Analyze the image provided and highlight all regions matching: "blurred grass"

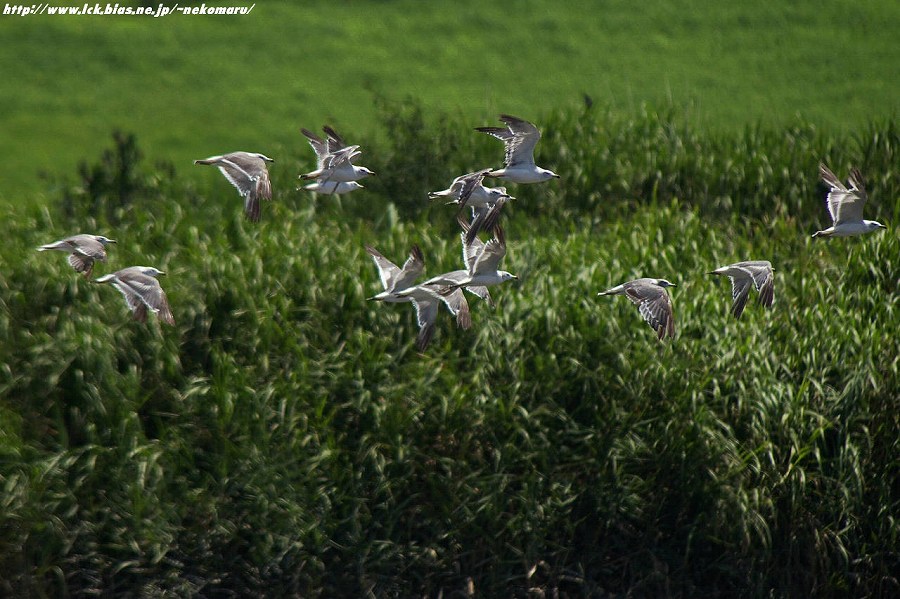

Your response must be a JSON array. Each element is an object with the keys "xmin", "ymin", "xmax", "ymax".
[
  {"xmin": 0, "ymin": 104, "xmax": 898, "ymax": 596},
  {"xmin": 1, "ymin": 0, "xmax": 898, "ymax": 199}
]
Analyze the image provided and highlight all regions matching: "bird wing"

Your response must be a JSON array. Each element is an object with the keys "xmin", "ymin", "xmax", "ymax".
[
  {"xmin": 118, "ymin": 272, "xmax": 174, "ymax": 325},
  {"xmin": 466, "ymin": 197, "xmax": 508, "ymax": 245},
  {"xmin": 755, "ymin": 267, "xmax": 775, "ymax": 309},
  {"xmin": 365, "ymin": 246, "xmax": 400, "ymax": 291},
  {"xmin": 108, "ymin": 278, "xmax": 146, "ymax": 320},
  {"xmin": 728, "ymin": 274, "xmax": 753, "ymax": 319},
  {"xmin": 458, "ymin": 217, "xmax": 485, "ymax": 271},
  {"xmin": 391, "ymin": 245, "xmax": 426, "ymax": 292},
  {"xmin": 497, "ymin": 114, "xmax": 540, "ymax": 167},
  {"xmin": 67, "ymin": 253, "xmax": 94, "ymax": 274},
  {"xmin": 464, "ymin": 285, "xmax": 493, "ymax": 307},
  {"xmin": 409, "ymin": 294, "xmax": 439, "ymax": 351},
  {"xmin": 301, "ymin": 128, "xmax": 329, "ymax": 167},
  {"xmin": 625, "ymin": 283, "xmax": 674, "ymax": 339},
  {"xmin": 407, "ymin": 284, "xmax": 471, "ymax": 330},
  {"xmin": 471, "ymin": 226, "xmax": 507, "ymax": 274},
  {"xmin": 322, "ymin": 126, "xmax": 348, "ymax": 152},
  {"xmin": 71, "ymin": 236, "xmax": 107, "ymax": 261},
  {"xmin": 216, "ymin": 159, "xmax": 255, "ymax": 197},
  {"xmin": 324, "ymin": 145, "xmax": 361, "ymax": 170},
  {"xmin": 436, "ymin": 287, "xmax": 472, "ymax": 330},
  {"xmin": 454, "ymin": 168, "xmax": 493, "ymax": 212},
  {"xmin": 820, "ymin": 163, "xmax": 867, "ymax": 224}
]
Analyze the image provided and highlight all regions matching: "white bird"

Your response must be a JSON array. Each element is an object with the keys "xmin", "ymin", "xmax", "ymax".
[
  {"xmin": 299, "ymin": 126, "xmax": 374, "ymax": 183},
  {"xmin": 429, "ymin": 167, "xmax": 513, "ymax": 208},
  {"xmin": 812, "ymin": 163, "xmax": 886, "ymax": 238},
  {"xmin": 366, "ymin": 245, "xmax": 471, "ymax": 350},
  {"xmin": 412, "ymin": 219, "xmax": 517, "ymax": 302},
  {"xmin": 95, "ymin": 266, "xmax": 174, "ymax": 326},
  {"xmin": 475, "ymin": 114, "xmax": 559, "ymax": 183},
  {"xmin": 194, "ymin": 151, "xmax": 274, "ymax": 222},
  {"xmin": 37, "ymin": 234, "xmax": 116, "ymax": 277},
  {"xmin": 708, "ymin": 261, "xmax": 775, "ymax": 319},
  {"xmin": 598, "ymin": 278, "xmax": 676, "ymax": 340},
  {"xmin": 301, "ymin": 180, "xmax": 364, "ymax": 195},
  {"xmin": 366, "ymin": 244, "xmax": 427, "ymax": 302},
  {"xmin": 430, "ymin": 168, "xmax": 513, "ymax": 241}
]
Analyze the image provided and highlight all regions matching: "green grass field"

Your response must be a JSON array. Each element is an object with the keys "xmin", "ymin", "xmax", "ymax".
[
  {"xmin": 1, "ymin": 0, "xmax": 899, "ymax": 596},
  {"xmin": 1, "ymin": 0, "xmax": 898, "ymax": 200}
]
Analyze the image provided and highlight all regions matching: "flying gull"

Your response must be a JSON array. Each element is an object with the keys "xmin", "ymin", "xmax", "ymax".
[
  {"xmin": 812, "ymin": 163, "xmax": 886, "ymax": 238},
  {"xmin": 708, "ymin": 261, "xmax": 775, "ymax": 319},
  {"xmin": 597, "ymin": 278, "xmax": 676, "ymax": 340},
  {"xmin": 430, "ymin": 168, "xmax": 514, "ymax": 241},
  {"xmin": 429, "ymin": 167, "xmax": 514, "ymax": 211},
  {"xmin": 299, "ymin": 126, "xmax": 374, "ymax": 183},
  {"xmin": 366, "ymin": 245, "xmax": 471, "ymax": 350},
  {"xmin": 475, "ymin": 114, "xmax": 559, "ymax": 184},
  {"xmin": 95, "ymin": 266, "xmax": 175, "ymax": 326},
  {"xmin": 412, "ymin": 218, "xmax": 517, "ymax": 302},
  {"xmin": 37, "ymin": 234, "xmax": 116, "ymax": 277},
  {"xmin": 194, "ymin": 151, "xmax": 274, "ymax": 222}
]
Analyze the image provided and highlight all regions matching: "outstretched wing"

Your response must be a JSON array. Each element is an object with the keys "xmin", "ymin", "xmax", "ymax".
[
  {"xmin": 819, "ymin": 163, "xmax": 866, "ymax": 225},
  {"xmin": 471, "ymin": 226, "xmax": 507, "ymax": 274},
  {"xmin": 497, "ymin": 114, "xmax": 541, "ymax": 167},
  {"xmin": 365, "ymin": 246, "xmax": 401, "ymax": 291},
  {"xmin": 728, "ymin": 273, "xmax": 753, "ymax": 319},
  {"xmin": 409, "ymin": 294, "xmax": 439, "ymax": 351},
  {"xmin": 624, "ymin": 283, "xmax": 675, "ymax": 339},
  {"xmin": 391, "ymin": 245, "xmax": 425, "ymax": 292}
]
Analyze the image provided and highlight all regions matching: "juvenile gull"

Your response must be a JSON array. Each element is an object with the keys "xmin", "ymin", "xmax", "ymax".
[
  {"xmin": 475, "ymin": 114, "xmax": 559, "ymax": 184},
  {"xmin": 95, "ymin": 266, "xmax": 174, "ymax": 326},
  {"xmin": 708, "ymin": 261, "xmax": 775, "ymax": 319},
  {"xmin": 194, "ymin": 151, "xmax": 274, "ymax": 222},
  {"xmin": 412, "ymin": 218, "xmax": 517, "ymax": 302},
  {"xmin": 597, "ymin": 278, "xmax": 676, "ymax": 340},
  {"xmin": 37, "ymin": 234, "xmax": 116, "ymax": 277},
  {"xmin": 812, "ymin": 163, "xmax": 886, "ymax": 238},
  {"xmin": 366, "ymin": 245, "xmax": 471, "ymax": 350},
  {"xmin": 299, "ymin": 126, "xmax": 374, "ymax": 183}
]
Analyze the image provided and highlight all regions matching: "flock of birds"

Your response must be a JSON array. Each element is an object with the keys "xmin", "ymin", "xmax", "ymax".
[{"xmin": 37, "ymin": 114, "xmax": 887, "ymax": 348}]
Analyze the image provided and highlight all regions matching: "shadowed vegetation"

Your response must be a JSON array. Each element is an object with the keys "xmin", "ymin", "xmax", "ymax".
[{"xmin": 0, "ymin": 104, "xmax": 898, "ymax": 597}]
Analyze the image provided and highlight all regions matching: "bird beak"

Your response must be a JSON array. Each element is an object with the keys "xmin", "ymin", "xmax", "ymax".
[
  {"xmin": 158, "ymin": 271, "xmax": 167, "ymax": 276},
  {"xmin": 109, "ymin": 239, "xmax": 117, "ymax": 244}
]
